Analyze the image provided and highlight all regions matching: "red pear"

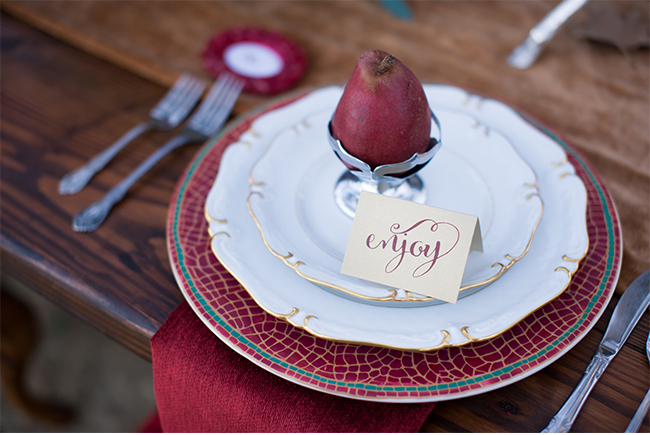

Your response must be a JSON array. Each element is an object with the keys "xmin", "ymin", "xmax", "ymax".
[{"xmin": 331, "ymin": 50, "xmax": 432, "ymax": 169}]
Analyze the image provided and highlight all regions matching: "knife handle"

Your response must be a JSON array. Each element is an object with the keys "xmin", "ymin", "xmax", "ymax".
[{"xmin": 541, "ymin": 351, "xmax": 612, "ymax": 433}]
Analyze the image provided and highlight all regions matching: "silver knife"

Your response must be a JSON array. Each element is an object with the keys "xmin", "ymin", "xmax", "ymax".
[
  {"xmin": 542, "ymin": 269, "xmax": 650, "ymax": 433},
  {"xmin": 508, "ymin": 0, "xmax": 589, "ymax": 69}
]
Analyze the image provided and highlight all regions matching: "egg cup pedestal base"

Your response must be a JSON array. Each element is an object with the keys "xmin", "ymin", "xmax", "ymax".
[{"xmin": 333, "ymin": 171, "xmax": 426, "ymax": 218}]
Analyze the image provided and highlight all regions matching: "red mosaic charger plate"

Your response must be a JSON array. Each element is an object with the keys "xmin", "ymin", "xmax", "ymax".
[{"xmin": 166, "ymin": 87, "xmax": 622, "ymax": 402}]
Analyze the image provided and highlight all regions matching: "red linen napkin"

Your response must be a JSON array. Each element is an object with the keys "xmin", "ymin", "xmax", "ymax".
[{"xmin": 149, "ymin": 301, "xmax": 435, "ymax": 433}]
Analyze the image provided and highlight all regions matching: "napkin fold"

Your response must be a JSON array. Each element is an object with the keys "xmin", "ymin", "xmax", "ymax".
[{"xmin": 150, "ymin": 301, "xmax": 436, "ymax": 432}]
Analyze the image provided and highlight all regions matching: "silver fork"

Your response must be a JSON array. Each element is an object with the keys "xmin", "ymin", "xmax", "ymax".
[
  {"xmin": 72, "ymin": 73, "xmax": 243, "ymax": 232},
  {"xmin": 59, "ymin": 73, "xmax": 207, "ymax": 195}
]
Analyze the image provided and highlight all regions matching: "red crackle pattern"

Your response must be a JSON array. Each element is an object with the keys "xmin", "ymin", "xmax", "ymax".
[{"xmin": 167, "ymin": 89, "xmax": 621, "ymax": 400}]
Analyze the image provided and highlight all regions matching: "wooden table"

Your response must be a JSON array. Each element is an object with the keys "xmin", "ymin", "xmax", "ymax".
[{"xmin": 1, "ymin": 2, "xmax": 648, "ymax": 432}]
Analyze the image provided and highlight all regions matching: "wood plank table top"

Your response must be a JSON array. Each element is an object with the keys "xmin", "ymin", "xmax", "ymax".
[{"xmin": 1, "ymin": 2, "xmax": 648, "ymax": 432}]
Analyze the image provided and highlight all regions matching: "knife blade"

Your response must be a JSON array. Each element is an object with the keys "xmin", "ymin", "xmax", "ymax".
[{"xmin": 542, "ymin": 269, "xmax": 650, "ymax": 433}]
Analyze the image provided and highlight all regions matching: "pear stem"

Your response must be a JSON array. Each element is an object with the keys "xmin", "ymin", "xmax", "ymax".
[{"xmin": 375, "ymin": 55, "xmax": 394, "ymax": 75}]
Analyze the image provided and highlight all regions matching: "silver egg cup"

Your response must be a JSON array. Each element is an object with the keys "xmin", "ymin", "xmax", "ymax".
[{"xmin": 327, "ymin": 110, "xmax": 442, "ymax": 217}]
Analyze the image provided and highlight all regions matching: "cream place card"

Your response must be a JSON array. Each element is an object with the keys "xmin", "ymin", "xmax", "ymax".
[{"xmin": 341, "ymin": 191, "xmax": 483, "ymax": 304}]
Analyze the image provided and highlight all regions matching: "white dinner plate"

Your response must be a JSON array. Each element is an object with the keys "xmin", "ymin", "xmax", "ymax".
[
  {"xmin": 205, "ymin": 85, "xmax": 589, "ymax": 350},
  {"xmin": 247, "ymin": 109, "xmax": 543, "ymax": 306}
]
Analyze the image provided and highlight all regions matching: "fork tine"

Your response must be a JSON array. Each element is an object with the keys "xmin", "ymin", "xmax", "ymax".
[
  {"xmin": 190, "ymin": 74, "xmax": 240, "ymax": 131},
  {"xmin": 150, "ymin": 73, "xmax": 194, "ymax": 115},
  {"xmin": 165, "ymin": 79, "xmax": 207, "ymax": 126},
  {"xmin": 153, "ymin": 75, "xmax": 198, "ymax": 117},
  {"xmin": 201, "ymin": 78, "xmax": 243, "ymax": 135},
  {"xmin": 189, "ymin": 73, "xmax": 232, "ymax": 123}
]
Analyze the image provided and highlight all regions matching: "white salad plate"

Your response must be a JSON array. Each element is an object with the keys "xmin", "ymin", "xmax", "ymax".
[
  {"xmin": 247, "ymin": 109, "xmax": 543, "ymax": 306},
  {"xmin": 206, "ymin": 85, "xmax": 589, "ymax": 350}
]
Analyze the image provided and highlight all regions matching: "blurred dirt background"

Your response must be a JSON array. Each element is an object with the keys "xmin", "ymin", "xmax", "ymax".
[{"xmin": 1, "ymin": 276, "xmax": 156, "ymax": 433}]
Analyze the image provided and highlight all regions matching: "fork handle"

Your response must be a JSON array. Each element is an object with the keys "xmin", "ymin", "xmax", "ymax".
[
  {"xmin": 59, "ymin": 121, "xmax": 152, "ymax": 195},
  {"xmin": 541, "ymin": 351, "xmax": 612, "ymax": 433},
  {"xmin": 72, "ymin": 134, "xmax": 191, "ymax": 232},
  {"xmin": 625, "ymin": 388, "xmax": 650, "ymax": 433}
]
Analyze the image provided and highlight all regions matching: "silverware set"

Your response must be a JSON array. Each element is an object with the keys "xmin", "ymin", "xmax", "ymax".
[
  {"xmin": 62, "ymin": 72, "xmax": 243, "ymax": 232},
  {"xmin": 542, "ymin": 270, "xmax": 650, "ymax": 433}
]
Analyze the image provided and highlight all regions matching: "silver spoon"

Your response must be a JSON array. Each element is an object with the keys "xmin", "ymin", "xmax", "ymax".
[{"xmin": 625, "ymin": 331, "xmax": 650, "ymax": 432}]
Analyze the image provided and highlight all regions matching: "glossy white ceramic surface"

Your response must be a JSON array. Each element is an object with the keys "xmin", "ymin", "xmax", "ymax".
[
  {"xmin": 206, "ymin": 85, "xmax": 589, "ymax": 350},
  {"xmin": 248, "ymin": 109, "xmax": 542, "ymax": 306}
]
